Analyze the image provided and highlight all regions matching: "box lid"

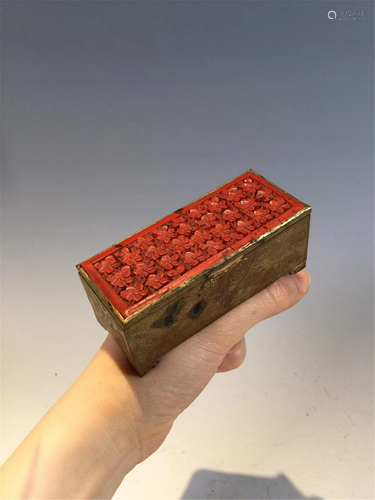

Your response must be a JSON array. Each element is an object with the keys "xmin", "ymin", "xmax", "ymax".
[{"xmin": 78, "ymin": 170, "xmax": 309, "ymax": 319}]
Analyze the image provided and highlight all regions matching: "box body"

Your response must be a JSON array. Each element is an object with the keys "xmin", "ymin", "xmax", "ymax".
[{"xmin": 77, "ymin": 170, "xmax": 311, "ymax": 376}]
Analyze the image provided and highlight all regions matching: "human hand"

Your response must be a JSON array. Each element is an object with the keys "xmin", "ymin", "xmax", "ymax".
[
  {"xmin": 103, "ymin": 269, "xmax": 311, "ymax": 463},
  {"xmin": 0, "ymin": 269, "xmax": 310, "ymax": 500}
]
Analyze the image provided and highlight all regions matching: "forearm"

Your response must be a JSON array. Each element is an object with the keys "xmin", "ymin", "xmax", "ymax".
[
  {"xmin": 0, "ymin": 336, "xmax": 145, "ymax": 499},
  {"xmin": 1, "ymin": 271, "xmax": 310, "ymax": 499}
]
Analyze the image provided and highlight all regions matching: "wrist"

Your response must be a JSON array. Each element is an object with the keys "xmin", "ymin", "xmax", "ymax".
[
  {"xmin": 96, "ymin": 335, "xmax": 173, "ymax": 463},
  {"xmin": 0, "ymin": 341, "xmax": 143, "ymax": 500}
]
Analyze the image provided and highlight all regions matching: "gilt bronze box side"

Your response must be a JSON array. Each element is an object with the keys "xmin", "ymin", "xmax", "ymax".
[{"xmin": 77, "ymin": 169, "xmax": 311, "ymax": 376}]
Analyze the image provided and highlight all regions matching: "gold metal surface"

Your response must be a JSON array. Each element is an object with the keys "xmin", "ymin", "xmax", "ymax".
[{"xmin": 78, "ymin": 210, "xmax": 311, "ymax": 376}]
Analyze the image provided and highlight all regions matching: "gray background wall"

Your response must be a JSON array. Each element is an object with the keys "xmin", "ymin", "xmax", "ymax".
[{"xmin": 2, "ymin": 2, "xmax": 373, "ymax": 499}]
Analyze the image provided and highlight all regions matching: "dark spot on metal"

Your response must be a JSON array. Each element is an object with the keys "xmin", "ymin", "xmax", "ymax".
[
  {"xmin": 151, "ymin": 299, "xmax": 186, "ymax": 328},
  {"xmin": 189, "ymin": 300, "xmax": 207, "ymax": 319},
  {"xmin": 164, "ymin": 314, "xmax": 174, "ymax": 327}
]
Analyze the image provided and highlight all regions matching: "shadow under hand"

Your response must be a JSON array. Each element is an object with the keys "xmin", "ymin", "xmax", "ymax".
[{"xmin": 181, "ymin": 470, "xmax": 322, "ymax": 500}]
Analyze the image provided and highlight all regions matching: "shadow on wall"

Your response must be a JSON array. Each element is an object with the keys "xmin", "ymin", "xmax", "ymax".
[{"xmin": 180, "ymin": 470, "xmax": 322, "ymax": 500}]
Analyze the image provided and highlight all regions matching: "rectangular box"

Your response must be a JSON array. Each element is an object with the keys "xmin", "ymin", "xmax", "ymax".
[{"xmin": 77, "ymin": 170, "xmax": 311, "ymax": 376}]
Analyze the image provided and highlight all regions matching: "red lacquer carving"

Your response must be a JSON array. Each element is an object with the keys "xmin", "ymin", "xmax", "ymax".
[{"xmin": 81, "ymin": 171, "xmax": 304, "ymax": 316}]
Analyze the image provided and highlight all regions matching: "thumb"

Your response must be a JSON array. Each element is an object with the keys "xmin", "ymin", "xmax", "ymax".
[
  {"xmin": 189, "ymin": 269, "xmax": 311, "ymax": 358},
  {"xmin": 149, "ymin": 270, "xmax": 310, "ymax": 396}
]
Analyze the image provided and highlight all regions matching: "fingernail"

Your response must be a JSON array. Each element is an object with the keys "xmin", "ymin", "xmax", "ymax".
[{"xmin": 293, "ymin": 270, "xmax": 311, "ymax": 293}]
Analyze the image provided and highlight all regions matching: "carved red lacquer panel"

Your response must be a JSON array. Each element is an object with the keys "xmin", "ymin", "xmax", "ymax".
[{"xmin": 80, "ymin": 171, "xmax": 304, "ymax": 317}]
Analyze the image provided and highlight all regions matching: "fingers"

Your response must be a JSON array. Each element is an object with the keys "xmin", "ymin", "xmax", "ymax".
[
  {"xmin": 190, "ymin": 269, "xmax": 311, "ymax": 357},
  {"xmin": 153, "ymin": 270, "xmax": 310, "ymax": 381},
  {"xmin": 136, "ymin": 270, "xmax": 311, "ymax": 422},
  {"xmin": 216, "ymin": 337, "xmax": 247, "ymax": 373}
]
